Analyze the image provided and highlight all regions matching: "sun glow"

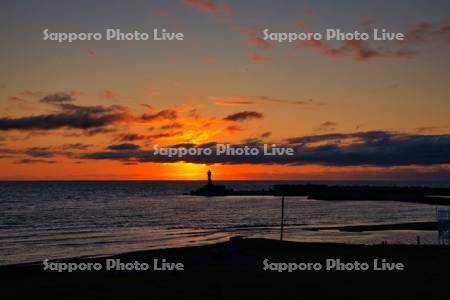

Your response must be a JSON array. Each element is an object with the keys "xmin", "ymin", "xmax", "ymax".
[{"xmin": 166, "ymin": 162, "xmax": 208, "ymax": 179}]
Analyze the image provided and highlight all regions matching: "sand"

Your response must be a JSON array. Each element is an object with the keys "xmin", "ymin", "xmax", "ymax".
[{"xmin": 2, "ymin": 237, "xmax": 450, "ymax": 299}]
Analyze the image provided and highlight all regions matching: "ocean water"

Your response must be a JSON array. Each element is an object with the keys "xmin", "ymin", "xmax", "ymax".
[{"xmin": 0, "ymin": 181, "xmax": 447, "ymax": 265}]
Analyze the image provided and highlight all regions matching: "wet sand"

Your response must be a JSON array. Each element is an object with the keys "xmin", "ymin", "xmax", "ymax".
[
  {"xmin": 305, "ymin": 221, "xmax": 438, "ymax": 232},
  {"xmin": 2, "ymin": 237, "xmax": 450, "ymax": 299}
]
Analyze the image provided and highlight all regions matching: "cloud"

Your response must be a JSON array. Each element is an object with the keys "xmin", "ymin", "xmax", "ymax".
[
  {"xmin": 211, "ymin": 95, "xmax": 255, "ymax": 106},
  {"xmin": 284, "ymin": 131, "xmax": 450, "ymax": 167},
  {"xmin": 115, "ymin": 130, "xmax": 184, "ymax": 142},
  {"xmin": 155, "ymin": 8, "xmax": 170, "ymax": 17},
  {"xmin": 79, "ymin": 131, "xmax": 450, "ymax": 167},
  {"xmin": 171, "ymin": 143, "xmax": 197, "ymax": 148},
  {"xmin": 24, "ymin": 147, "xmax": 53, "ymax": 158},
  {"xmin": 214, "ymin": 100, "xmax": 254, "ymax": 106},
  {"xmin": 260, "ymin": 131, "xmax": 271, "ymax": 138},
  {"xmin": 82, "ymin": 128, "xmax": 117, "ymax": 136},
  {"xmin": 225, "ymin": 125, "xmax": 243, "ymax": 133},
  {"xmin": 242, "ymin": 137, "xmax": 262, "ymax": 145},
  {"xmin": 14, "ymin": 158, "xmax": 56, "ymax": 164},
  {"xmin": 116, "ymin": 134, "xmax": 150, "ymax": 142},
  {"xmin": 223, "ymin": 111, "xmax": 263, "ymax": 122},
  {"xmin": 299, "ymin": 21, "xmax": 450, "ymax": 62},
  {"xmin": 416, "ymin": 125, "xmax": 450, "ymax": 133},
  {"xmin": 257, "ymin": 96, "xmax": 317, "ymax": 106},
  {"xmin": 141, "ymin": 104, "xmax": 155, "ymax": 110},
  {"xmin": 99, "ymin": 90, "xmax": 121, "ymax": 100},
  {"xmin": 142, "ymin": 109, "xmax": 178, "ymax": 122},
  {"xmin": 61, "ymin": 143, "xmax": 91, "ymax": 150},
  {"xmin": 285, "ymin": 130, "xmax": 391, "ymax": 145},
  {"xmin": 81, "ymin": 47, "xmax": 96, "ymax": 57},
  {"xmin": 212, "ymin": 95, "xmax": 320, "ymax": 106},
  {"xmin": 315, "ymin": 121, "xmax": 337, "ymax": 132},
  {"xmin": 0, "ymin": 143, "xmax": 93, "ymax": 161},
  {"xmin": 107, "ymin": 143, "xmax": 141, "ymax": 151},
  {"xmin": 98, "ymin": 90, "xmax": 134, "ymax": 102},
  {"xmin": 249, "ymin": 53, "xmax": 272, "ymax": 63},
  {"xmin": 241, "ymin": 29, "xmax": 272, "ymax": 49},
  {"xmin": 159, "ymin": 123, "xmax": 184, "ymax": 130},
  {"xmin": 182, "ymin": 0, "xmax": 231, "ymax": 15},
  {"xmin": 147, "ymin": 131, "xmax": 184, "ymax": 140},
  {"xmin": 183, "ymin": 0, "xmax": 217, "ymax": 12},
  {"xmin": 8, "ymin": 96, "xmax": 26, "ymax": 102},
  {"xmin": 40, "ymin": 92, "xmax": 77, "ymax": 104},
  {"xmin": 248, "ymin": 36, "xmax": 272, "ymax": 49},
  {"xmin": 0, "ymin": 103, "xmax": 127, "ymax": 131},
  {"xmin": 62, "ymin": 128, "xmax": 116, "ymax": 138},
  {"xmin": 300, "ymin": 39, "xmax": 414, "ymax": 62},
  {"xmin": 18, "ymin": 90, "xmax": 42, "ymax": 98},
  {"xmin": 405, "ymin": 22, "xmax": 450, "ymax": 46}
]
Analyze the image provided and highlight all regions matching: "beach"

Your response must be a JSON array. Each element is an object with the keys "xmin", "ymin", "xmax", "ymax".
[{"xmin": 3, "ymin": 237, "xmax": 450, "ymax": 299}]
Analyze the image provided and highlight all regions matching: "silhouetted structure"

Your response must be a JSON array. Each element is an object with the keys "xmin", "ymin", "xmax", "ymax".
[
  {"xmin": 280, "ymin": 196, "xmax": 285, "ymax": 241},
  {"xmin": 437, "ymin": 209, "xmax": 450, "ymax": 246},
  {"xmin": 189, "ymin": 170, "xmax": 232, "ymax": 196},
  {"xmin": 188, "ymin": 183, "xmax": 450, "ymax": 205},
  {"xmin": 207, "ymin": 169, "xmax": 212, "ymax": 186}
]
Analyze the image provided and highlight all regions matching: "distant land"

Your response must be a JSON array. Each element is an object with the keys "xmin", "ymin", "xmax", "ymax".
[{"xmin": 189, "ymin": 183, "xmax": 450, "ymax": 205}]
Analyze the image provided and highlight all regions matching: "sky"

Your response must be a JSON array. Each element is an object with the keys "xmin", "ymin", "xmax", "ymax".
[{"xmin": 0, "ymin": 0, "xmax": 450, "ymax": 180}]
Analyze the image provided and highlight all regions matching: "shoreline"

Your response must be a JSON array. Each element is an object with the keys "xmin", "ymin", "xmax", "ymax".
[
  {"xmin": 0, "ymin": 221, "xmax": 440, "ymax": 267},
  {"xmin": 1, "ymin": 236, "xmax": 447, "ymax": 269},
  {"xmin": 304, "ymin": 221, "xmax": 438, "ymax": 232}
]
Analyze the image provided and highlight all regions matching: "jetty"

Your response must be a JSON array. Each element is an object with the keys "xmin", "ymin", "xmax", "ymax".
[{"xmin": 189, "ymin": 171, "xmax": 450, "ymax": 205}]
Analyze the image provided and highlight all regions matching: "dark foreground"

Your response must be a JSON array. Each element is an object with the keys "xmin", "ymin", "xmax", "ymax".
[{"xmin": 2, "ymin": 237, "xmax": 450, "ymax": 300}]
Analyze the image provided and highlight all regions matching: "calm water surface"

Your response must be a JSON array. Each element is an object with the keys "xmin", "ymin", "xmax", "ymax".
[{"xmin": 0, "ymin": 181, "xmax": 447, "ymax": 265}]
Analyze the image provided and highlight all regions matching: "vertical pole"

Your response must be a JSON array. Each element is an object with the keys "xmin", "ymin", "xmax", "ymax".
[{"xmin": 280, "ymin": 196, "xmax": 285, "ymax": 241}]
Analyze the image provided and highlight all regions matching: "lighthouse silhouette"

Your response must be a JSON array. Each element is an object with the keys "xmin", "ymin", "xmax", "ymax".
[
  {"xmin": 189, "ymin": 169, "xmax": 230, "ymax": 196},
  {"xmin": 207, "ymin": 169, "xmax": 212, "ymax": 186}
]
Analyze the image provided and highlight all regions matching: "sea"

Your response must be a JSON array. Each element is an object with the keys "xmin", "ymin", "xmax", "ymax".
[{"xmin": 0, "ymin": 180, "xmax": 449, "ymax": 265}]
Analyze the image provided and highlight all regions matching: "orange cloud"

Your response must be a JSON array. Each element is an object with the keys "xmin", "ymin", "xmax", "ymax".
[
  {"xmin": 80, "ymin": 47, "xmax": 96, "ymax": 57},
  {"xmin": 241, "ymin": 29, "xmax": 272, "ymax": 49},
  {"xmin": 141, "ymin": 109, "xmax": 178, "ymax": 122},
  {"xmin": 300, "ymin": 39, "xmax": 414, "ymax": 61},
  {"xmin": 160, "ymin": 123, "xmax": 184, "ymax": 130},
  {"xmin": 140, "ymin": 104, "xmax": 155, "ymax": 111},
  {"xmin": 155, "ymin": 8, "xmax": 169, "ymax": 17},
  {"xmin": 315, "ymin": 121, "xmax": 337, "ymax": 132},
  {"xmin": 182, "ymin": 0, "xmax": 220, "ymax": 13},
  {"xmin": 225, "ymin": 125, "xmax": 244, "ymax": 133},
  {"xmin": 8, "ymin": 96, "xmax": 26, "ymax": 102},
  {"xmin": 214, "ymin": 100, "xmax": 254, "ymax": 106},
  {"xmin": 249, "ymin": 52, "xmax": 272, "ymax": 63},
  {"xmin": 18, "ymin": 90, "xmax": 42, "ymax": 97},
  {"xmin": 100, "ymin": 90, "xmax": 121, "ymax": 99},
  {"xmin": 211, "ymin": 95, "xmax": 319, "ymax": 106}
]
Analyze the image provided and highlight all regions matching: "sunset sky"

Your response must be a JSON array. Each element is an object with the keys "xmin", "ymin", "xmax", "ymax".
[{"xmin": 1, "ymin": 0, "xmax": 450, "ymax": 180}]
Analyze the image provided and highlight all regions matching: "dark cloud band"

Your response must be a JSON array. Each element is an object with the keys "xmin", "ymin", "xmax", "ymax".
[{"xmin": 79, "ymin": 131, "xmax": 450, "ymax": 167}]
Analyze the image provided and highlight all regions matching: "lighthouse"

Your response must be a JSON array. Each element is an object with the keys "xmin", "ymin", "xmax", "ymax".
[
  {"xmin": 207, "ymin": 169, "xmax": 212, "ymax": 186},
  {"xmin": 189, "ymin": 169, "xmax": 230, "ymax": 196}
]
